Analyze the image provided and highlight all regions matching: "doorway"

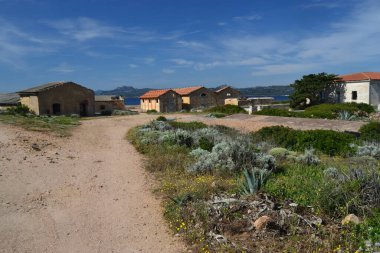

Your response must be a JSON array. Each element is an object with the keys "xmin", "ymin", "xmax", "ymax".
[
  {"xmin": 80, "ymin": 103, "xmax": 88, "ymax": 116},
  {"xmin": 52, "ymin": 103, "xmax": 61, "ymax": 115}
]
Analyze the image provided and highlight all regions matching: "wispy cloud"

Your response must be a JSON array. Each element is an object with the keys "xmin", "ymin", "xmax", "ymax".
[
  {"xmin": 171, "ymin": 0, "xmax": 380, "ymax": 77},
  {"xmin": 233, "ymin": 14, "xmax": 262, "ymax": 21},
  {"xmin": 129, "ymin": 64, "xmax": 137, "ymax": 68},
  {"xmin": 302, "ymin": 0, "xmax": 342, "ymax": 9},
  {"xmin": 49, "ymin": 63, "xmax": 75, "ymax": 73},
  {"xmin": 0, "ymin": 19, "xmax": 55, "ymax": 68},
  {"xmin": 162, "ymin": 68, "xmax": 175, "ymax": 74},
  {"xmin": 45, "ymin": 17, "xmax": 124, "ymax": 42}
]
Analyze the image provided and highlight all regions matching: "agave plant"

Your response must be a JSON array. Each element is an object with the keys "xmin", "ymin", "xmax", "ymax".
[
  {"xmin": 337, "ymin": 111, "xmax": 357, "ymax": 121},
  {"xmin": 240, "ymin": 168, "xmax": 271, "ymax": 195}
]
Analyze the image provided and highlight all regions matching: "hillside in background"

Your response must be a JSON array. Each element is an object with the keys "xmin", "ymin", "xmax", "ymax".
[{"xmin": 96, "ymin": 85, "xmax": 293, "ymax": 98}]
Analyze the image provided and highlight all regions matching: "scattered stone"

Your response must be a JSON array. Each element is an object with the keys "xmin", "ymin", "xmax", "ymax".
[
  {"xmin": 289, "ymin": 203, "xmax": 298, "ymax": 207},
  {"xmin": 253, "ymin": 215, "xmax": 271, "ymax": 230},
  {"xmin": 31, "ymin": 143, "xmax": 41, "ymax": 151},
  {"xmin": 342, "ymin": 214, "xmax": 360, "ymax": 225}
]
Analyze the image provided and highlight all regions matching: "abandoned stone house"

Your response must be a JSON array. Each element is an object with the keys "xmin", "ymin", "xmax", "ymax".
[
  {"xmin": 18, "ymin": 81, "xmax": 95, "ymax": 116},
  {"xmin": 214, "ymin": 86, "xmax": 241, "ymax": 106},
  {"xmin": 339, "ymin": 72, "xmax": 380, "ymax": 109},
  {"xmin": 140, "ymin": 89, "xmax": 182, "ymax": 112},
  {"xmin": 0, "ymin": 93, "xmax": 20, "ymax": 110},
  {"xmin": 95, "ymin": 95, "xmax": 125, "ymax": 114},
  {"xmin": 174, "ymin": 86, "xmax": 215, "ymax": 110}
]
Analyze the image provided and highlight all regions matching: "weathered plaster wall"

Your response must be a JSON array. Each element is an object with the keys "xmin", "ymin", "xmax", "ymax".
[
  {"xmin": 343, "ymin": 81, "xmax": 370, "ymax": 104},
  {"xmin": 20, "ymin": 95, "xmax": 39, "ymax": 114}
]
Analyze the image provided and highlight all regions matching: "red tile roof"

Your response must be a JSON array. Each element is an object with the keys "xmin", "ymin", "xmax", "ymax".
[
  {"xmin": 173, "ymin": 86, "xmax": 203, "ymax": 95},
  {"xmin": 340, "ymin": 72, "xmax": 380, "ymax": 82},
  {"xmin": 140, "ymin": 89, "xmax": 171, "ymax": 99}
]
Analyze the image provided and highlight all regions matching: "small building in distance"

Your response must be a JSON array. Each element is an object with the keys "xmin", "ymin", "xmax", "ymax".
[
  {"xmin": 0, "ymin": 93, "xmax": 20, "ymax": 110},
  {"xmin": 339, "ymin": 72, "xmax": 380, "ymax": 109},
  {"xmin": 140, "ymin": 89, "xmax": 182, "ymax": 112},
  {"xmin": 214, "ymin": 86, "xmax": 241, "ymax": 106},
  {"xmin": 18, "ymin": 81, "xmax": 95, "ymax": 116},
  {"xmin": 95, "ymin": 95, "xmax": 125, "ymax": 115},
  {"xmin": 174, "ymin": 86, "xmax": 215, "ymax": 110}
]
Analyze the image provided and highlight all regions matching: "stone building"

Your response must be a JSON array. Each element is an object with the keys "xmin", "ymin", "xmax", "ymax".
[
  {"xmin": 174, "ymin": 86, "xmax": 215, "ymax": 110},
  {"xmin": 214, "ymin": 86, "xmax": 241, "ymax": 106},
  {"xmin": 0, "ymin": 93, "xmax": 20, "ymax": 110},
  {"xmin": 18, "ymin": 81, "xmax": 95, "ymax": 116},
  {"xmin": 140, "ymin": 89, "xmax": 182, "ymax": 112},
  {"xmin": 339, "ymin": 72, "xmax": 380, "ymax": 109},
  {"xmin": 95, "ymin": 95, "xmax": 125, "ymax": 115}
]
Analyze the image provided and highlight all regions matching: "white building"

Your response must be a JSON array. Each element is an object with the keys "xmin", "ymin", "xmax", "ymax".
[{"xmin": 339, "ymin": 72, "xmax": 380, "ymax": 109}]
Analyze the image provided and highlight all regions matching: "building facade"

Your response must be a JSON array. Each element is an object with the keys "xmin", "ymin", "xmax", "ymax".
[
  {"xmin": 18, "ymin": 81, "xmax": 95, "ymax": 116},
  {"xmin": 339, "ymin": 72, "xmax": 380, "ymax": 109},
  {"xmin": 95, "ymin": 95, "xmax": 125, "ymax": 115},
  {"xmin": 140, "ymin": 89, "xmax": 182, "ymax": 112},
  {"xmin": 214, "ymin": 86, "xmax": 241, "ymax": 106},
  {"xmin": 174, "ymin": 86, "xmax": 215, "ymax": 110}
]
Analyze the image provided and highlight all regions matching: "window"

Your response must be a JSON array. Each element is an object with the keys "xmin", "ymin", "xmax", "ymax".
[
  {"xmin": 100, "ymin": 105, "xmax": 106, "ymax": 110},
  {"xmin": 156, "ymin": 99, "xmax": 159, "ymax": 103},
  {"xmin": 226, "ymin": 93, "xmax": 231, "ymax": 97},
  {"xmin": 52, "ymin": 103, "xmax": 61, "ymax": 115},
  {"xmin": 200, "ymin": 93, "xmax": 207, "ymax": 97},
  {"xmin": 352, "ymin": 91, "xmax": 358, "ymax": 100}
]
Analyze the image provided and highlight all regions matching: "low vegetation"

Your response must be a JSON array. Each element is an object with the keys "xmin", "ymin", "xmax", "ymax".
[
  {"xmin": 0, "ymin": 105, "xmax": 80, "ymax": 136},
  {"xmin": 128, "ymin": 117, "xmax": 380, "ymax": 252},
  {"xmin": 205, "ymin": 104, "xmax": 247, "ymax": 115},
  {"xmin": 255, "ymin": 102, "xmax": 374, "ymax": 120}
]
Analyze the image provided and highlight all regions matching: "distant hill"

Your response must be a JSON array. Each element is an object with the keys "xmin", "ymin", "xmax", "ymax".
[
  {"xmin": 96, "ymin": 85, "xmax": 293, "ymax": 98},
  {"xmin": 95, "ymin": 86, "xmax": 151, "ymax": 97}
]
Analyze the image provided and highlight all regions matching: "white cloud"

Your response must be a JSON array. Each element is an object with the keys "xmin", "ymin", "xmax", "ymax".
[
  {"xmin": 129, "ymin": 64, "xmax": 137, "ymax": 68},
  {"xmin": 45, "ymin": 17, "xmax": 124, "ymax": 42},
  {"xmin": 0, "ymin": 19, "xmax": 55, "ymax": 68},
  {"xmin": 162, "ymin": 68, "xmax": 175, "ymax": 74},
  {"xmin": 233, "ymin": 14, "xmax": 262, "ymax": 21},
  {"xmin": 49, "ymin": 63, "xmax": 75, "ymax": 73},
  {"xmin": 171, "ymin": 58, "xmax": 194, "ymax": 66}
]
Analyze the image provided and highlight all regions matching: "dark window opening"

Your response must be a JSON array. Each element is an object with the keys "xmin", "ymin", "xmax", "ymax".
[
  {"xmin": 336, "ymin": 91, "xmax": 341, "ymax": 103},
  {"xmin": 352, "ymin": 91, "xmax": 358, "ymax": 100},
  {"xmin": 52, "ymin": 103, "xmax": 61, "ymax": 115},
  {"xmin": 200, "ymin": 93, "xmax": 207, "ymax": 97},
  {"xmin": 156, "ymin": 99, "xmax": 159, "ymax": 103},
  {"xmin": 100, "ymin": 105, "xmax": 106, "ymax": 110}
]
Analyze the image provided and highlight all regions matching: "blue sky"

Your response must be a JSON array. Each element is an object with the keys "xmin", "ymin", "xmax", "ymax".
[{"xmin": 0, "ymin": 0, "xmax": 379, "ymax": 92}]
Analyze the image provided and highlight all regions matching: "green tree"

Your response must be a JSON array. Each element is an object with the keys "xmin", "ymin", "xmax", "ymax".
[{"xmin": 289, "ymin": 73, "xmax": 343, "ymax": 109}]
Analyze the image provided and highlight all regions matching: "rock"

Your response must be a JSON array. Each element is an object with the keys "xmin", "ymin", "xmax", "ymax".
[
  {"xmin": 31, "ymin": 143, "xmax": 41, "ymax": 151},
  {"xmin": 342, "ymin": 214, "xmax": 360, "ymax": 225},
  {"xmin": 289, "ymin": 203, "xmax": 298, "ymax": 207},
  {"xmin": 253, "ymin": 215, "xmax": 271, "ymax": 230}
]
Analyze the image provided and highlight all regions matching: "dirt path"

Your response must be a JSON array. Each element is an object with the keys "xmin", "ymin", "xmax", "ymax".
[{"xmin": 0, "ymin": 115, "xmax": 184, "ymax": 253}]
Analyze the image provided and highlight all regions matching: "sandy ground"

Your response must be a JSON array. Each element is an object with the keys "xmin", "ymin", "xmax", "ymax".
[
  {"xmin": 0, "ymin": 114, "xmax": 184, "ymax": 253},
  {"xmin": 0, "ymin": 113, "xmax": 365, "ymax": 253}
]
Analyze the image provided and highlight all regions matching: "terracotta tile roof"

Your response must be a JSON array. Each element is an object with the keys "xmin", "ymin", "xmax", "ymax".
[
  {"xmin": 173, "ymin": 86, "xmax": 203, "ymax": 95},
  {"xmin": 140, "ymin": 89, "xmax": 172, "ymax": 99},
  {"xmin": 340, "ymin": 72, "xmax": 380, "ymax": 82}
]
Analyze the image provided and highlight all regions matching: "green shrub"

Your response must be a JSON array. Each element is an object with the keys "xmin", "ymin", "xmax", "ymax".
[
  {"xmin": 112, "ymin": 109, "xmax": 138, "ymax": 115},
  {"xmin": 240, "ymin": 168, "xmax": 271, "ymax": 195},
  {"xmin": 146, "ymin": 109, "xmax": 157, "ymax": 114},
  {"xmin": 6, "ymin": 104, "xmax": 32, "ymax": 116},
  {"xmin": 206, "ymin": 105, "xmax": 246, "ymax": 115},
  {"xmin": 253, "ymin": 126, "xmax": 356, "ymax": 156},
  {"xmin": 359, "ymin": 122, "xmax": 380, "ymax": 142},
  {"xmin": 268, "ymin": 147, "xmax": 290, "ymax": 159},
  {"xmin": 169, "ymin": 121, "xmax": 207, "ymax": 130},
  {"xmin": 199, "ymin": 137, "xmax": 213, "ymax": 151},
  {"xmin": 255, "ymin": 108, "xmax": 298, "ymax": 117},
  {"xmin": 304, "ymin": 103, "xmax": 373, "ymax": 119},
  {"xmin": 156, "ymin": 116, "xmax": 167, "ymax": 121}
]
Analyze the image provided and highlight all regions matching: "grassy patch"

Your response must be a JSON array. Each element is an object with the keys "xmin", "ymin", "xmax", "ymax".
[
  {"xmin": 253, "ymin": 126, "xmax": 356, "ymax": 156},
  {"xmin": 205, "ymin": 104, "xmax": 246, "ymax": 115},
  {"xmin": 255, "ymin": 102, "xmax": 373, "ymax": 120},
  {"xmin": 0, "ymin": 114, "xmax": 80, "ymax": 136}
]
